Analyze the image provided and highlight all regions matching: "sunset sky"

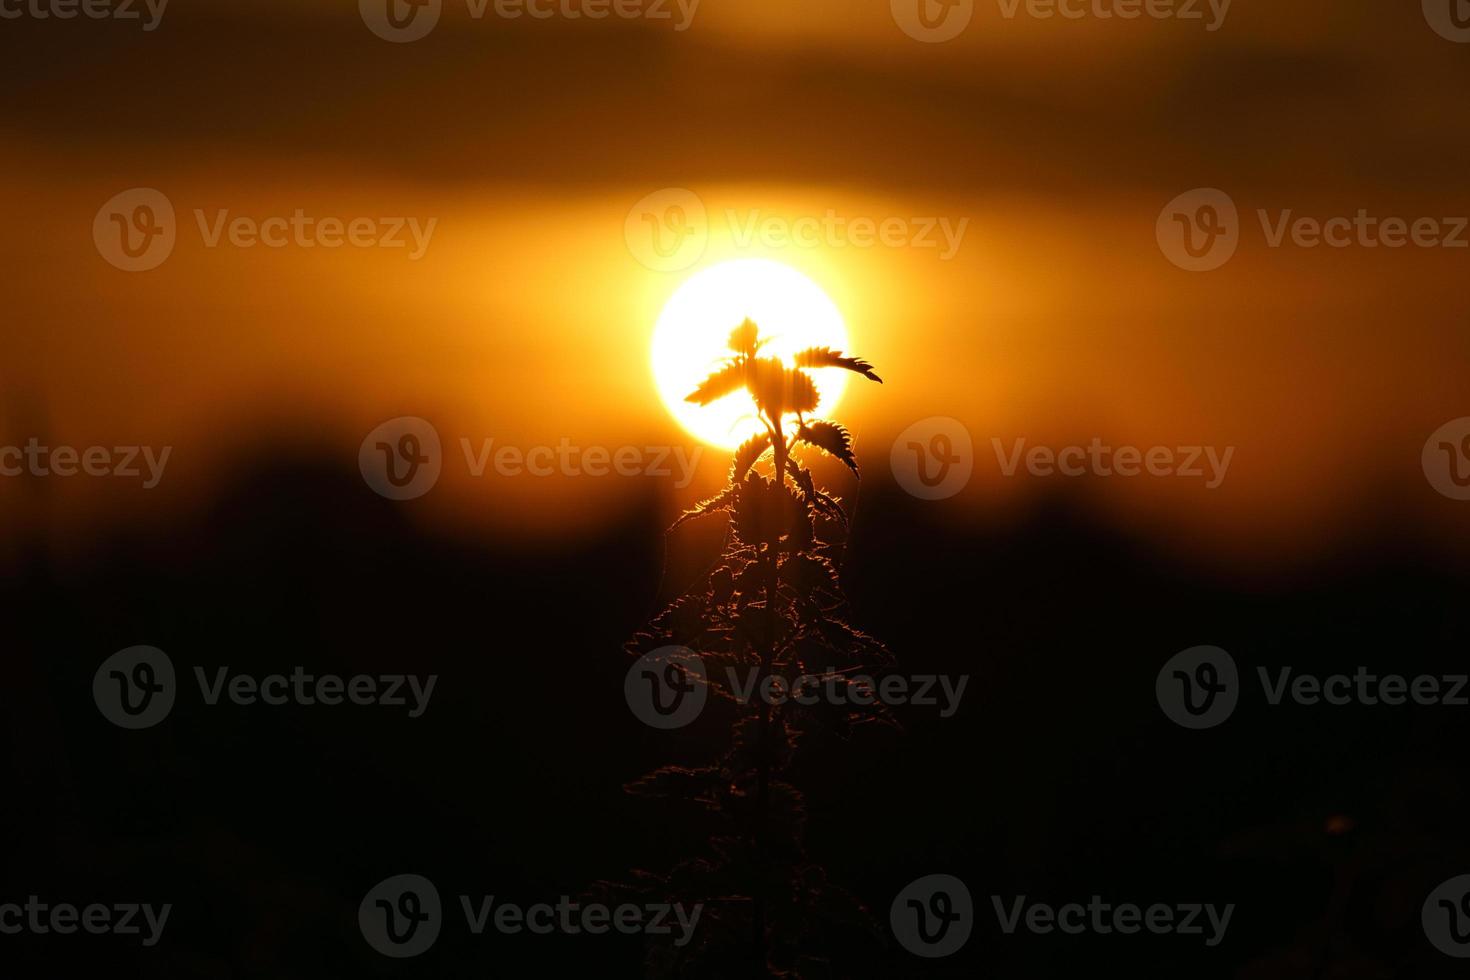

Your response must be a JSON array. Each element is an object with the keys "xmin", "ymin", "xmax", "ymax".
[{"xmin": 3, "ymin": 0, "xmax": 1467, "ymax": 562}]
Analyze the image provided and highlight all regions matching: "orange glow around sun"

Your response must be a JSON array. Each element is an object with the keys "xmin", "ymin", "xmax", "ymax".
[{"xmin": 651, "ymin": 259, "xmax": 851, "ymax": 449}]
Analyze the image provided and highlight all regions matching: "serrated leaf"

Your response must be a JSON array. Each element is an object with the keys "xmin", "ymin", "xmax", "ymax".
[
  {"xmin": 685, "ymin": 361, "xmax": 747, "ymax": 406},
  {"xmin": 787, "ymin": 368, "xmax": 818, "ymax": 414},
  {"xmin": 796, "ymin": 420, "xmax": 858, "ymax": 475},
  {"xmin": 815, "ymin": 617, "xmax": 893, "ymax": 665},
  {"xmin": 748, "ymin": 359, "xmax": 818, "ymax": 418},
  {"xmin": 669, "ymin": 488, "xmax": 734, "ymax": 532},
  {"xmin": 792, "ymin": 347, "xmax": 882, "ymax": 383},
  {"xmin": 625, "ymin": 766, "xmax": 723, "ymax": 804},
  {"xmin": 730, "ymin": 432, "xmax": 772, "ymax": 483},
  {"xmin": 779, "ymin": 554, "xmax": 840, "ymax": 596},
  {"xmin": 790, "ymin": 464, "xmax": 848, "ymax": 528}
]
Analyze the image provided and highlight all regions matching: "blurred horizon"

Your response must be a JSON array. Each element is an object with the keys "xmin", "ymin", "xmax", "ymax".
[{"xmin": 3, "ymin": 0, "xmax": 1468, "ymax": 564}]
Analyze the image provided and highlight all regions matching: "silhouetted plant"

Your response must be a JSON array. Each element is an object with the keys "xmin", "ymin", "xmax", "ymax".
[{"xmin": 608, "ymin": 320, "xmax": 892, "ymax": 978}]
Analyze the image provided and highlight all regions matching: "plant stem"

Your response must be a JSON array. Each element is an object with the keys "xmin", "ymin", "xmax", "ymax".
[{"xmin": 751, "ymin": 411, "xmax": 786, "ymax": 977}]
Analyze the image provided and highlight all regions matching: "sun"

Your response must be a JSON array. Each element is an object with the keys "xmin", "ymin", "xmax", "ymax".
[{"xmin": 652, "ymin": 259, "xmax": 851, "ymax": 449}]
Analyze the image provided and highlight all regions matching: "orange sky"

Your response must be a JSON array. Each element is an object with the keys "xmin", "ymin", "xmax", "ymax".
[{"xmin": 2, "ymin": 2, "xmax": 1467, "ymax": 564}]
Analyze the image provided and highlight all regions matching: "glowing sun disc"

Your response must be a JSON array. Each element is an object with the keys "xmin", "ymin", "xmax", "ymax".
[{"xmin": 652, "ymin": 259, "xmax": 850, "ymax": 450}]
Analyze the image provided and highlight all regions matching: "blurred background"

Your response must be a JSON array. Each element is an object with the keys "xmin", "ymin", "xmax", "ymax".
[{"xmin": 2, "ymin": 1, "xmax": 1468, "ymax": 976}]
